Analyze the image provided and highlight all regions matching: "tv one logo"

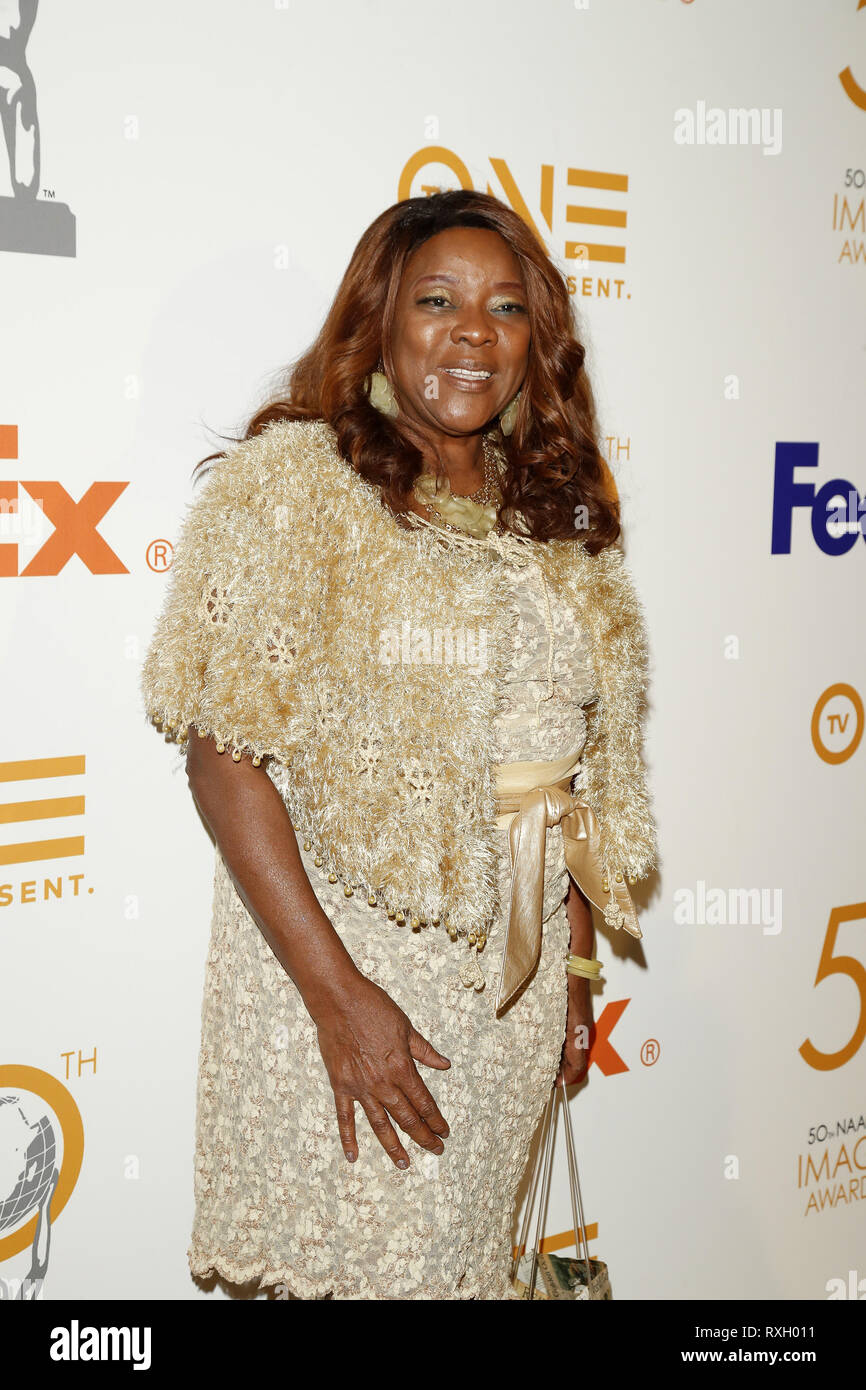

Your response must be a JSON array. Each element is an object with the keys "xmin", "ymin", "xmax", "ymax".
[
  {"xmin": 771, "ymin": 442, "xmax": 866, "ymax": 555},
  {"xmin": 398, "ymin": 147, "xmax": 629, "ymax": 274}
]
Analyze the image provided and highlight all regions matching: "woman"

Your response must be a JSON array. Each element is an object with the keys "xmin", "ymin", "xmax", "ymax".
[{"xmin": 141, "ymin": 189, "xmax": 657, "ymax": 1300}]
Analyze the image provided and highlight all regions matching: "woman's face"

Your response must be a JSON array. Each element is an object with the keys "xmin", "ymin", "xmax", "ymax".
[{"xmin": 388, "ymin": 225, "xmax": 531, "ymax": 440}]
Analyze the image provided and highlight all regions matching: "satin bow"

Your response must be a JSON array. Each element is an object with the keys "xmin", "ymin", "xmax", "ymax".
[{"xmin": 493, "ymin": 757, "xmax": 642, "ymax": 1014}]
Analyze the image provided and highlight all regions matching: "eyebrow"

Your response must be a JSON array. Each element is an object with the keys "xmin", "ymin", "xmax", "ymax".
[{"xmin": 412, "ymin": 274, "xmax": 525, "ymax": 292}]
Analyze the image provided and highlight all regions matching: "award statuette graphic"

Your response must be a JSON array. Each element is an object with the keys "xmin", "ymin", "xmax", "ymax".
[
  {"xmin": 0, "ymin": 0, "xmax": 76, "ymax": 257},
  {"xmin": 0, "ymin": 1067, "xmax": 84, "ymax": 1299}
]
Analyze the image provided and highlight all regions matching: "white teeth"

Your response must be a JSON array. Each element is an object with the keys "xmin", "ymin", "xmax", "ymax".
[{"xmin": 444, "ymin": 368, "xmax": 492, "ymax": 380}]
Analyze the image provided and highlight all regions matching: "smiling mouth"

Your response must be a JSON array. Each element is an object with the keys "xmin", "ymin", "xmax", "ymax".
[{"xmin": 440, "ymin": 367, "xmax": 494, "ymax": 381}]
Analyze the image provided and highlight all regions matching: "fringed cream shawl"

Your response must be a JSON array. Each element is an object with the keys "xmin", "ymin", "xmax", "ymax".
[{"xmin": 140, "ymin": 418, "xmax": 657, "ymax": 936}]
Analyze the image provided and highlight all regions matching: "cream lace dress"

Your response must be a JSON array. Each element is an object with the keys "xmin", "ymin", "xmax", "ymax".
[{"xmin": 188, "ymin": 553, "xmax": 599, "ymax": 1300}]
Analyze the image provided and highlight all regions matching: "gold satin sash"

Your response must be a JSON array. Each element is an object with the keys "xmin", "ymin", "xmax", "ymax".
[{"xmin": 493, "ymin": 753, "xmax": 642, "ymax": 1015}]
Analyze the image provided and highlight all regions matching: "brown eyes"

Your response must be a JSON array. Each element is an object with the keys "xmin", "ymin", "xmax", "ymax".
[{"xmin": 417, "ymin": 294, "xmax": 527, "ymax": 314}]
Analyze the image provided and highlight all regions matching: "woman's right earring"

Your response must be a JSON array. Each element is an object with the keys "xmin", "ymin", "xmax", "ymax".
[{"xmin": 366, "ymin": 370, "xmax": 399, "ymax": 419}]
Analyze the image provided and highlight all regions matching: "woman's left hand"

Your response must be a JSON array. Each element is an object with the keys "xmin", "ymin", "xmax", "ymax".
[{"xmin": 555, "ymin": 973, "xmax": 594, "ymax": 1088}]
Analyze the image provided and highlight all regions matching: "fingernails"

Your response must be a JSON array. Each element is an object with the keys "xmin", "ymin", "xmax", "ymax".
[
  {"xmin": 345, "ymin": 1151, "xmax": 357, "ymax": 1162},
  {"xmin": 397, "ymin": 1158, "xmax": 409, "ymax": 1169}
]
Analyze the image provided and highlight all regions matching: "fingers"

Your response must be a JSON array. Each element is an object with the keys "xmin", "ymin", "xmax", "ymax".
[
  {"xmin": 361, "ymin": 1086, "xmax": 446, "ymax": 1167},
  {"xmin": 329, "ymin": 1023, "xmax": 452, "ymax": 1167},
  {"xmin": 400, "ymin": 1066, "xmax": 450, "ymax": 1139},
  {"xmin": 342, "ymin": 1081, "xmax": 448, "ymax": 1169},
  {"xmin": 381, "ymin": 1086, "xmax": 446, "ymax": 1155},
  {"xmin": 408, "ymin": 1026, "xmax": 451, "ymax": 1070},
  {"xmin": 334, "ymin": 1094, "xmax": 358, "ymax": 1163},
  {"xmin": 359, "ymin": 1098, "xmax": 410, "ymax": 1169}
]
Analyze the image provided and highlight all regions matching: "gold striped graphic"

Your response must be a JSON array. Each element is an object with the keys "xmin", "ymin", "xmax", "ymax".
[
  {"xmin": 0, "ymin": 755, "xmax": 85, "ymax": 865},
  {"xmin": 566, "ymin": 242, "xmax": 626, "ymax": 264},
  {"xmin": 0, "ymin": 837, "xmax": 85, "ymax": 866},
  {"xmin": 0, "ymin": 797, "xmax": 85, "ymax": 823},
  {"xmin": 0, "ymin": 755, "xmax": 86, "ymax": 782},
  {"xmin": 566, "ymin": 168, "xmax": 628, "ymax": 264},
  {"xmin": 567, "ymin": 205, "xmax": 627, "ymax": 227},
  {"xmin": 568, "ymin": 169, "xmax": 629, "ymax": 192}
]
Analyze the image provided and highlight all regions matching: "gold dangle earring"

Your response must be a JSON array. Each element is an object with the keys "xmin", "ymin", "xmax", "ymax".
[
  {"xmin": 365, "ymin": 357, "xmax": 399, "ymax": 419},
  {"xmin": 499, "ymin": 389, "xmax": 522, "ymax": 436}
]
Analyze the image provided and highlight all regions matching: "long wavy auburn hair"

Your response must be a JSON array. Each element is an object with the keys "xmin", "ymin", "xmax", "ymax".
[{"xmin": 197, "ymin": 190, "xmax": 620, "ymax": 552}]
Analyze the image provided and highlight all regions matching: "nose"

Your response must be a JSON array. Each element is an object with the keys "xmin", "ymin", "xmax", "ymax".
[{"xmin": 450, "ymin": 302, "xmax": 496, "ymax": 347}]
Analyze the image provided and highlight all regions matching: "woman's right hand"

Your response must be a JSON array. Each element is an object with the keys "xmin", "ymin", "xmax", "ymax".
[
  {"xmin": 182, "ymin": 736, "xmax": 450, "ymax": 1169},
  {"xmin": 310, "ymin": 971, "xmax": 451, "ymax": 1169}
]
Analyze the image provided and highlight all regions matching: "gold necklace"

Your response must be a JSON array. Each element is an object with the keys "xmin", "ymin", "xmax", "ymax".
[
  {"xmin": 460, "ymin": 440, "xmax": 499, "ymax": 504},
  {"xmin": 412, "ymin": 435, "xmax": 504, "ymax": 538}
]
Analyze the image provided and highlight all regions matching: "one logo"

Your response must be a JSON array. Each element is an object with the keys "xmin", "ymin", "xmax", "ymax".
[
  {"xmin": 770, "ymin": 442, "xmax": 865, "ymax": 555},
  {"xmin": 0, "ymin": 1065, "xmax": 84, "ymax": 1298},
  {"xmin": 0, "ymin": 0, "xmax": 76, "ymax": 256},
  {"xmin": 839, "ymin": 0, "xmax": 866, "ymax": 111},
  {"xmin": 0, "ymin": 425, "xmax": 128, "ymax": 575},
  {"xmin": 398, "ymin": 149, "xmax": 629, "ymax": 290}
]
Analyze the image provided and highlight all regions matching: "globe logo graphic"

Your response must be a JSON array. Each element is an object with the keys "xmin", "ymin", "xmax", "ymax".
[
  {"xmin": 0, "ymin": 1093, "xmax": 59, "ymax": 1236},
  {"xmin": 0, "ymin": 1066, "xmax": 83, "ymax": 1298}
]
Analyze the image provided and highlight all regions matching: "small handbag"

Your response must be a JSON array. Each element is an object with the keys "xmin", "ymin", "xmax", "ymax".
[{"xmin": 511, "ymin": 1083, "xmax": 613, "ymax": 1301}]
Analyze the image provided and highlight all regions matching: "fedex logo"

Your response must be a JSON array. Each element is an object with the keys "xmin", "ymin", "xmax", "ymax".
[
  {"xmin": 0, "ymin": 426, "xmax": 128, "ymax": 575},
  {"xmin": 586, "ymin": 999, "xmax": 630, "ymax": 1076},
  {"xmin": 771, "ymin": 442, "xmax": 866, "ymax": 555}
]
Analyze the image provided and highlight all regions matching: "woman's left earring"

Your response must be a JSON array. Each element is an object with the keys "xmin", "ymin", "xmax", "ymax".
[
  {"xmin": 366, "ymin": 370, "xmax": 399, "ymax": 419},
  {"xmin": 499, "ymin": 389, "xmax": 522, "ymax": 436}
]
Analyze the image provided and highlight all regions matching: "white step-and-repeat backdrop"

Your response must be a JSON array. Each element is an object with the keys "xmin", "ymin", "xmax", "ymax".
[{"xmin": 2, "ymin": 0, "xmax": 864, "ymax": 1301}]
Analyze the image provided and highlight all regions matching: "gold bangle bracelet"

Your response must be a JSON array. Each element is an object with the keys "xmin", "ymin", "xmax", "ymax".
[{"xmin": 566, "ymin": 953, "xmax": 603, "ymax": 980}]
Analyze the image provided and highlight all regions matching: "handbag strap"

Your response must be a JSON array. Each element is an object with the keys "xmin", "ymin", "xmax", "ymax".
[
  {"xmin": 513, "ymin": 1083, "xmax": 599, "ymax": 1301},
  {"xmin": 527, "ymin": 1086, "xmax": 558, "ymax": 1300},
  {"xmin": 558, "ymin": 1083, "xmax": 597, "ymax": 1298},
  {"xmin": 511, "ymin": 1084, "xmax": 554, "ymax": 1295}
]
